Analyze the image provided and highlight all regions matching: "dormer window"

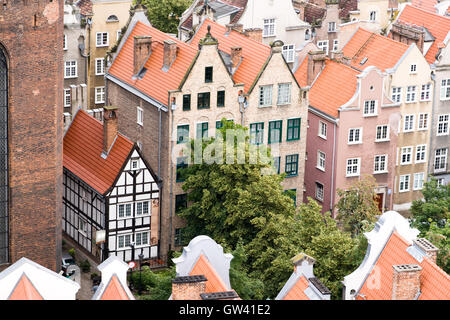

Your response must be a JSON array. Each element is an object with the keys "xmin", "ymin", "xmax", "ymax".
[
  {"xmin": 369, "ymin": 11, "xmax": 377, "ymax": 21},
  {"xmin": 106, "ymin": 15, "xmax": 119, "ymax": 23}
]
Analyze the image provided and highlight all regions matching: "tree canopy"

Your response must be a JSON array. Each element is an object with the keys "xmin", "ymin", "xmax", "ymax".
[{"xmin": 140, "ymin": 0, "xmax": 191, "ymax": 34}]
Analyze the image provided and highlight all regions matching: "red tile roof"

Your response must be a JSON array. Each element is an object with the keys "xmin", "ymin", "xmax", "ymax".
[
  {"xmin": 75, "ymin": 0, "xmax": 93, "ymax": 16},
  {"xmin": 411, "ymin": 0, "xmax": 438, "ymax": 13},
  {"xmin": 358, "ymin": 231, "xmax": 450, "ymax": 300},
  {"xmin": 100, "ymin": 275, "xmax": 131, "ymax": 300},
  {"xmin": 396, "ymin": 5, "xmax": 450, "ymax": 64},
  {"xmin": 294, "ymin": 59, "xmax": 359, "ymax": 118},
  {"xmin": 190, "ymin": 254, "xmax": 228, "ymax": 293},
  {"xmin": 63, "ymin": 110, "xmax": 134, "ymax": 195},
  {"xmin": 8, "ymin": 274, "xmax": 43, "ymax": 300},
  {"xmin": 108, "ymin": 21, "xmax": 198, "ymax": 106},
  {"xmin": 190, "ymin": 18, "xmax": 272, "ymax": 93},
  {"xmin": 343, "ymin": 27, "xmax": 410, "ymax": 71},
  {"xmin": 282, "ymin": 276, "xmax": 310, "ymax": 300}
]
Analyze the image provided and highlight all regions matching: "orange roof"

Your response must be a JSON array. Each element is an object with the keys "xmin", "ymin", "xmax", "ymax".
[
  {"xmin": 343, "ymin": 28, "xmax": 410, "ymax": 71},
  {"xmin": 396, "ymin": 5, "xmax": 450, "ymax": 64},
  {"xmin": 100, "ymin": 275, "xmax": 131, "ymax": 300},
  {"xmin": 63, "ymin": 110, "xmax": 134, "ymax": 195},
  {"xmin": 294, "ymin": 57, "xmax": 308, "ymax": 87},
  {"xmin": 282, "ymin": 276, "xmax": 310, "ymax": 300},
  {"xmin": 108, "ymin": 21, "xmax": 198, "ymax": 106},
  {"xmin": 358, "ymin": 231, "xmax": 450, "ymax": 300},
  {"xmin": 8, "ymin": 274, "xmax": 43, "ymax": 300},
  {"xmin": 190, "ymin": 254, "xmax": 228, "ymax": 293},
  {"xmin": 295, "ymin": 59, "xmax": 359, "ymax": 118},
  {"xmin": 411, "ymin": 0, "xmax": 438, "ymax": 13},
  {"xmin": 189, "ymin": 18, "xmax": 272, "ymax": 93}
]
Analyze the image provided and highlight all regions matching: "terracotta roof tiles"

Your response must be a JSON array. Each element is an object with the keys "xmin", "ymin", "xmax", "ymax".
[
  {"xmin": 100, "ymin": 275, "xmax": 132, "ymax": 300},
  {"xmin": 282, "ymin": 276, "xmax": 310, "ymax": 300},
  {"xmin": 8, "ymin": 274, "xmax": 43, "ymax": 300},
  {"xmin": 189, "ymin": 254, "xmax": 228, "ymax": 293},
  {"xmin": 63, "ymin": 110, "xmax": 134, "ymax": 195}
]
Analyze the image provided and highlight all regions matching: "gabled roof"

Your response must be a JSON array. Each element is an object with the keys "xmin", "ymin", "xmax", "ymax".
[
  {"xmin": 108, "ymin": 21, "xmax": 198, "ymax": 107},
  {"xmin": 63, "ymin": 110, "xmax": 134, "ymax": 195},
  {"xmin": 189, "ymin": 18, "xmax": 272, "ymax": 93},
  {"xmin": 99, "ymin": 275, "xmax": 132, "ymax": 300},
  {"xmin": 75, "ymin": 0, "xmax": 93, "ymax": 16},
  {"xmin": 294, "ymin": 58, "xmax": 359, "ymax": 118},
  {"xmin": 396, "ymin": 4, "xmax": 450, "ymax": 64},
  {"xmin": 190, "ymin": 254, "xmax": 228, "ymax": 293},
  {"xmin": 8, "ymin": 274, "xmax": 43, "ymax": 300},
  {"xmin": 342, "ymin": 27, "xmax": 410, "ymax": 71},
  {"xmin": 411, "ymin": 0, "xmax": 439, "ymax": 13}
]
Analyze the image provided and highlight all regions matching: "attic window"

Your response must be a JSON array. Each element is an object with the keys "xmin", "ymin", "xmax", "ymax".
[
  {"xmin": 360, "ymin": 57, "xmax": 368, "ymax": 65},
  {"xmin": 106, "ymin": 15, "xmax": 119, "ymax": 22}
]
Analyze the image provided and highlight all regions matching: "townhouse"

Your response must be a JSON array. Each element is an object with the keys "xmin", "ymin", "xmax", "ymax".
[
  {"xmin": 389, "ymin": 5, "xmax": 450, "ymax": 186},
  {"xmin": 341, "ymin": 27, "xmax": 433, "ymax": 213},
  {"xmin": 348, "ymin": 0, "xmax": 398, "ymax": 31},
  {"xmin": 105, "ymin": 7, "xmax": 308, "ymax": 255},
  {"xmin": 295, "ymin": 52, "xmax": 400, "ymax": 214}
]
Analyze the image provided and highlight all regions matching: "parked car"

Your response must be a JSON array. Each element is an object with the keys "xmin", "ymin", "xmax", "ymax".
[{"xmin": 61, "ymin": 253, "xmax": 75, "ymax": 271}]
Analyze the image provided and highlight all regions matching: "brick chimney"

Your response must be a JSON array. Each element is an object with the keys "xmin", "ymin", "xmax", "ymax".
[
  {"xmin": 307, "ymin": 50, "xmax": 326, "ymax": 86},
  {"xmin": 134, "ymin": 35, "xmax": 152, "ymax": 75},
  {"xmin": 390, "ymin": 23, "xmax": 425, "ymax": 53},
  {"xmin": 231, "ymin": 46, "xmax": 243, "ymax": 69},
  {"xmin": 172, "ymin": 275, "xmax": 207, "ymax": 300},
  {"xmin": 330, "ymin": 51, "xmax": 343, "ymax": 62},
  {"xmin": 163, "ymin": 39, "xmax": 177, "ymax": 70},
  {"xmin": 103, "ymin": 106, "xmax": 118, "ymax": 154},
  {"xmin": 244, "ymin": 28, "xmax": 263, "ymax": 43},
  {"xmin": 413, "ymin": 238, "xmax": 439, "ymax": 264},
  {"xmin": 392, "ymin": 264, "xmax": 422, "ymax": 300}
]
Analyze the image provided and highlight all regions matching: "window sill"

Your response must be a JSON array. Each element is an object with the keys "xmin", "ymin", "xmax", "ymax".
[
  {"xmin": 399, "ymin": 190, "xmax": 410, "ymax": 193},
  {"xmin": 316, "ymin": 167, "xmax": 325, "ymax": 172},
  {"xmin": 403, "ymin": 130, "xmax": 414, "ymax": 133},
  {"xmin": 259, "ymin": 105, "xmax": 273, "ymax": 108},
  {"xmin": 400, "ymin": 162, "xmax": 412, "ymax": 166},
  {"xmin": 96, "ymin": 73, "xmax": 105, "ymax": 76},
  {"xmin": 95, "ymin": 101, "xmax": 105, "ymax": 104},
  {"xmin": 285, "ymin": 174, "xmax": 298, "ymax": 178},
  {"xmin": 405, "ymin": 101, "xmax": 417, "ymax": 104},
  {"xmin": 375, "ymin": 139, "xmax": 390, "ymax": 142},
  {"xmin": 437, "ymin": 133, "xmax": 450, "ymax": 137},
  {"xmin": 64, "ymin": 76, "xmax": 78, "ymax": 79},
  {"xmin": 96, "ymin": 44, "xmax": 109, "ymax": 48},
  {"xmin": 318, "ymin": 135, "xmax": 327, "ymax": 140},
  {"xmin": 277, "ymin": 103, "xmax": 291, "ymax": 107},
  {"xmin": 346, "ymin": 174, "xmax": 360, "ymax": 178},
  {"xmin": 348, "ymin": 142, "xmax": 362, "ymax": 145},
  {"xmin": 287, "ymin": 138, "xmax": 300, "ymax": 142},
  {"xmin": 373, "ymin": 171, "xmax": 388, "ymax": 175},
  {"xmin": 415, "ymin": 161, "xmax": 426, "ymax": 164},
  {"xmin": 363, "ymin": 114, "xmax": 378, "ymax": 117}
]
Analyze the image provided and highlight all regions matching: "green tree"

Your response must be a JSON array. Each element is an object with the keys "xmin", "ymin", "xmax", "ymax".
[
  {"xmin": 140, "ymin": 0, "xmax": 191, "ymax": 34},
  {"xmin": 410, "ymin": 177, "xmax": 450, "ymax": 234},
  {"xmin": 425, "ymin": 219, "xmax": 450, "ymax": 273},
  {"xmin": 131, "ymin": 266, "xmax": 176, "ymax": 300},
  {"xmin": 335, "ymin": 175, "xmax": 380, "ymax": 237}
]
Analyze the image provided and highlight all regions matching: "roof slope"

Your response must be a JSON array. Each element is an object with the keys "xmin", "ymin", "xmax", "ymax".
[
  {"xmin": 100, "ymin": 275, "xmax": 132, "ymax": 300},
  {"xmin": 190, "ymin": 254, "xmax": 228, "ymax": 293},
  {"xmin": 63, "ymin": 110, "xmax": 134, "ymax": 195},
  {"xmin": 343, "ymin": 27, "xmax": 410, "ymax": 71},
  {"xmin": 294, "ymin": 59, "xmax": 359, "ymax": 118},
  {"xmin": 108, "ymin": 21, "xmax": 198, "ymax": 106},
  {"xmin": 189, "ymin": 18, "xmax": 272, "ymax": 93},
  {"xmin": 358, "ymin": 231, "xmax": 450, "ymax": 300},
  {"xmin": 411, "ymin": 0, "xmax": 439, "ymax": 13},
  {"xmin": 396, "ymin": 5, "xmax": 450, "ymax": 64},
  {"xmin": 8, "ymin": 274, "xmax": 43, "ymax": 300},
  {"xmin": 282, "ymin": 276, "xmax": 310, "ymax": 300}
]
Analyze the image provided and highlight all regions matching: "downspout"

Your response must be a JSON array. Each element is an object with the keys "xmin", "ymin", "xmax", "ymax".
[
  {"xmin": 168, "ymin": 98, "xmax": 174, "ymax": 252},
  {"xmin": 330, "ymin": 121, "xmax": 336, "ymax": 216},
  {"xmin": 428, "ymin": 70, "xmax": 436, "ymax": 181}
]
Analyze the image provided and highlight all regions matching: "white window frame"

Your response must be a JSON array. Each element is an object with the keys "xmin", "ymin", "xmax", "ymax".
[
  {"xmin": 437, "ymin": 114, "xmax": 449, "ymax": 136},
  {"xmin": 413, "ymin": 172, "xmax": 425, "ymax": 191},
  {"xmin": 434, "ymin": 148, "xmax": 448, "ymax": 173},
  {"xmin": 96, "ymin": 32, "xmax": 109, "ymax": 47},
  {"xmin": 118, "ymin": 203, "xmax": 132, "ymax": 219},
  {"xmin": 410, "ymin": 64, "xmax": 417, "ymax": 74},
  {"xmin": 95, "ymin": 86, "xmax": 105, "ymax": 104},
  {"xmin": 406, "ymin": 85, "xmax": 417, "ymax": 103},
  {"xmin": 346, "ymin": 158, "xmax": 361, "ymax": 177},
  {"xmin": 417, "ymin": 113, "xmax": 429, "ymax": 131},
  {"xmin": 263, "ymin": 18, "xmax": 276, "ymax": 37},
  {"xmin": 315, "ymin": 182, "xmax": 324, "ymax": 201},
  {"xmin": 440, "ymin": 79, "xmax": 450, "ymax": 101},
  {"xmin": 64, "ymin": 60, "xmax": 77, "ymax": 79},
  {"xmin": 348, "ymin": 127, "xmax": 363, "ymax": 144},
  {"xmin": 415, "ymin": 144, "xmax": 427, "ymax": 163},
  {"xmin": 400, "ymin": 146, "xmax": 413, "ymax": 165},
  {"xmin": 259, "ymin": 85, "xmax": 273, "ymax": 107},
  {"xmin": 78, "ymin": 217, "xmax": 88, "ymax": 236},
  {"xmin": 420, "ymin": 83, "xmax": 431, "ymax": 101},
  {"xmin": 277, "ymin": 83, "xmax": 292, "ymax": 105},
  {"xmin": 137, "ymin": 106, "xmax": 143, "ymax": 126},
  {"xmin": 64, "ymin": 89, "xmax": 71, "ymax": 108},
  {"xmin": 117, "ymin": 30, "xmax": 122, "ymax": 41},
  {"xmin": 95, "ymin": 58, "xmax": 105, "ymax": 76},
  {"xmin": 374, "ymin": 154, "xmax": 388, "ymax": 174},
  {"xmin": 391, "ymin": 87, "xmax": 402, "ymax": 103},
  {"xmin": 363, "ymin": 100, "xmax": 377, "ymax": 116},
  {"xmin": 328, "ymin": 22, "xmax": 336, "ymax": 32},
  {"xmin": 135, "ymin": 201, "xmax": 151, "ymax": 217},
  {"xmin": 403, "ymin": 114, "xmax": 415, "ymax": 132},
  {"xmin": 369, "ymin": 11, "xmax": 377, "ymax": 21},
  {"xmin": 135, "ymin": 231, "xmax": 150, "ymax": 248},
  {"xmin": 318, "ymin": 121, "xmax": 327, "ymax": 139},
  {"xmin": 399, "ymin": 174, "xmax": 410, "ymax": 192},
  {"xmin": 282, "ymin": 44, "xmax": 295, "ymax": 63},
  {"xmin": 64, "ymin": 34, "xmax": 67, "ymax": 51},
  {"xmin": 117, "ymin": 233, "xmax": 132, "ymax": 249},
  {"xmin": 375, "ymin": 125, "xmax": 389, "ymax": 142},
  {"xmin": 317, "ymin": 40, "xmax": 329, "ymax": 55},
  {"xmin": 317, "ymin": 151, "xmax": 326, "ymax": 171}
]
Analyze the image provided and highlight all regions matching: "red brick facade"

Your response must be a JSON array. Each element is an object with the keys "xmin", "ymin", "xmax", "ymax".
[{"xmin": 0, "ymin": 0, "xmax": 63, "ymax": 272}]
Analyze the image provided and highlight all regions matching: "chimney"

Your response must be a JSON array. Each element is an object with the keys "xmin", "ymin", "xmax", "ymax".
[
  {"xmin": 226, "ymin": 23, "xmax": 243, "ymax": 33},
  {"xmin": 200, "ymin": 291, "xmax": 240, "ymax": 300},
  {"xmin": 307, "ymin": 50, "xmax": 326, "ymax": 86},
  {"xmin": 134, "ymin": 36, "xmax": 152, "ymax": 75},
  {"xmin": 413, "ymin": 238, "xmax": 439, "ymax": 264},
  {"xmin": 163, "ymin": 39, "xmax": 177, "ymax": 70},
  {"xmin": 103, "ymin": 106, "xmax": 118, "ymax": 154},
  {"xmin": 291, "ymin": 253, "xmax": 315, "ymax": 274},
  {"xmin": 392, "ymin": 264, "xmax": 422, "ymax": 300},
  {"xmin": 330, "ymin": 51, "xmax": 343, "ymax": 62},
  {"xmin": 244, "ymin": 28, "xmax": 263, "ymax": 43},
  {"xmin": 231, "ymin": 46, "xmax": 242, "ymax": 69},
  {"xmin": 172, "ymin": 275, "xmax": 207, "ymax": 300}
]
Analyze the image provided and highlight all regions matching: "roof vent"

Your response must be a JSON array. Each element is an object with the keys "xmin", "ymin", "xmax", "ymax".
[
  {"xmin": 360, "ymin": 57, "xmax": 368, "ymax": 65},
  {"xmin": 200, "ymin": 291, "xmax": 239, "ymax": 300},
  {"xmin": 172, "ymin": 275, "xmax": 207, "ymax": 284},
  {"xmin": 393, "ymin": 264, "xmax": 422, "ymax": 272},
  {"xmin": 309, "ymin": 277, "xmax": 331, "ymax": 295}
]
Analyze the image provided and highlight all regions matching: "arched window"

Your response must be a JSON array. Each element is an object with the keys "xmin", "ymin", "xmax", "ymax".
[
  {"xmin": 106, "ymin": 15, "xmax": 119, "ymax": 22},
  {"xmin": 0, "ymin": 48, "xmax": 8, "ymax": 264}
]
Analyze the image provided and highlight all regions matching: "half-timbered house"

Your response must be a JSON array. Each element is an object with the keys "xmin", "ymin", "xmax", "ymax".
[{"xmin": 63, "ymin": 107, "xmax": 161, "ymax": 263}]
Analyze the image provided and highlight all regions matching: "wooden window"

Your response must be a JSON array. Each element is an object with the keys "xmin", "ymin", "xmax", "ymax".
[
  {"xmin": 263, "ymin": 18, "xmax": 276, "ymax": 37},
  {"xmin": 64, "ymin": 60, "xmax": 77, "ymax": 78},
  {"xmin": 363, "ymin": 100, "xmax": 377, "ymax": 116},
  {"xmin": 183, "ymin": 94, "xmax": 191, "ymax": 111},
  {"xmin": 196, "ymin": 122, "xmax": 208, "ymax": 139},
  {"xmin": 259, "ymin": 85, "xmax": 273, "ymax": 107},
  {"xmin": 415, "ymin": 145, "xmax": 427, "ymax": 163},
  {"xmin": 177, "ymin": 124, "xmax": 189, "ymax": 144},
  {"xmin": 217, "ymin": 90, "xmax": 225, "ymax": 107},
  {"xmin": 418, "ymin": 113, "xmax": 429, "ymax": 130},
  {"xmin": 317, "ymin": 151, "xmax": 326, "ymax": 171},
  {"xmin": 346, "ymin": 158, "xmax": 360, "ymax": 177},
  {"xmin": 273, "ymin": 156, "xmax": 280, "ymax": 174},
  {"xmin": 400, "ymin": 146, "xmax": 413, "ymax": 165},
  {"xmin": 95, "ymin": 87, "xmax": 105, "ymax": 104},
  {"xmin": 374, "ymin": 155, "xmax": 388, "ymax": 173},
  {"xmin": 277, "ymin": 83, "xmax": 292, "ymax": 105},
  {"xmin": 205, "ymin": 66, "xmax": 213, "ymax": 83},
  {"xmin": 64, "ymin": 89, "xmax": 71, "ymax": 107},
  {"xmin": 440, "ymin": 79, "xmax": 450, "ymax": 100},
  {"xmin": 175, "ymin": 228, "xmax": 184, "ymax": 246},
  {"xmin": 348, "ymin": 128, "xmax": 362, "ymax": 144},
  {"xmin": 399, "ymin": 175, "xmax": 410, "ymax": 192},
  {"xmin": 315, "ymin": 183, "xmax": 324, "ymax": 201},
  {"xmin": 96, "ymin": 32, "xmax": 109, "ymax": 47},
  {"xmin": 318, "ymin": 121, "xmax": 327, "ymax": 139},
  {"xmin": 268, "ymin": 120, "xmax": 282, "ymax": 144},
  {"xmin": 175, "ymin": 194, "xmax": 187, "ymax": 213},
  {"xmin": 176, "ymin": 157, "xmax": 188, "ymax": 182},
  {"xmin": 434, "ymin": 148, "xmax": 447, "ymax": 173},
  {"xmin": 285, "ymin": 154, "xmax": 298, "ymax": 177},
  {"xmin": 376, "ymin": 125, "xmax": 389, "ymax": 141},
  {"xmin": 437, "ymin": 114, "xmax": 449, "ymax": 136},
  {"xmin": 282, "ymin": 44, "xmax": 295, "ymax": 63},
  {"xmin": 250, "ymin": 122, "xmax": 264, "ymax": 145},
  {"xmin": 391, "ymin": 87, "xmax": 402, "ymax": 103},
  {"xmin": 420, "ymin": 84, "xmax": 431, "ymax": 101},
  {"xmin": 197, "ymin": 92, "xmax": 210, "ymax": 109},
  {"xmin": 406, "ymin": 86, "xmax": 417, "ymax": 103},
  {"xmin": 413, "ymin": 172, "xmax": 425, "ymax": 190}
]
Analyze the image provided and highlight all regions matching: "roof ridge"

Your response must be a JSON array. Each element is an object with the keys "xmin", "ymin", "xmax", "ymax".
[{"xmin": 409, "ymin": 3, "xmax": 450, "ymax": 19}]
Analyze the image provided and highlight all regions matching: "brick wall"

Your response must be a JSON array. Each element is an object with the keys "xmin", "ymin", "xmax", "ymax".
[{"xmin": 0, "ymin": 0, "xmax": 64, "ymax": 272}]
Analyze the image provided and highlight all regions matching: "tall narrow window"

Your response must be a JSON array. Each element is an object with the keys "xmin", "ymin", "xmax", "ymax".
[
  {"xmin": 205, "ymin": 67, "xmax": 213, "ymax": 83},
  {"xmin": 217, "ymin": 90, "xmax": 225, "ymax": 107},
  {"xmin": 287, "ymin": 118, "xmax": 301, "ymax": 141},
  {"xmin": 250, "ymin": 122, "xmax": 264, "ymax": 145},
  {"xmin": 263, "ymin": 18, "xmax": 276, "ymax": 37},
  {"xmin": 268, "ymin": 120, "xmax": 282, "ymax": 144},
  {"xmin": 0, "ymin": 49, "xmax": 8, "ymax": 264}
]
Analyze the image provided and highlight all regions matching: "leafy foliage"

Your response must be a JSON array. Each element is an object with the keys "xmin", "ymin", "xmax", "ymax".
[
  {"xmin": 335, "ymin": 176, "xmax": 380, "ymax": 237},
  {"xmin": 140, "ymin": 0, "xmax": 191, "ymax": 34},
  {"xmin": 131, "ymin": 266, "xmax": 176, "ymax": 300},
  {"xmin": 425, "ymin": 220, "xmax": 450, "ymax": 273}
]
